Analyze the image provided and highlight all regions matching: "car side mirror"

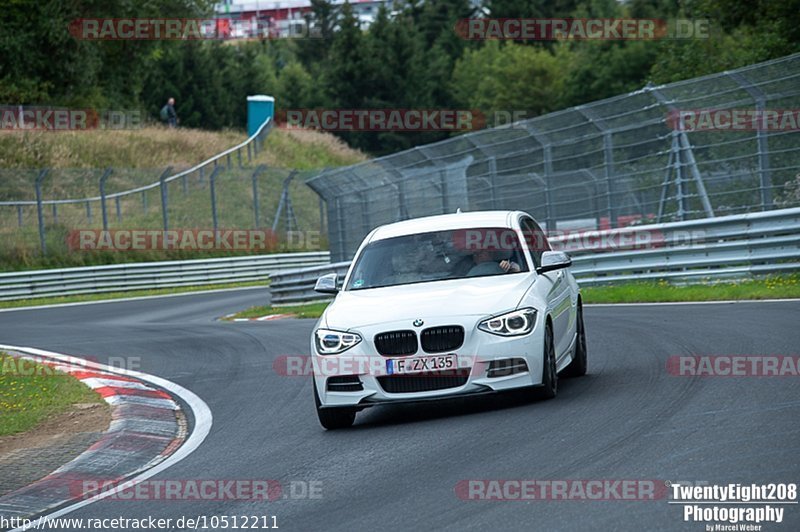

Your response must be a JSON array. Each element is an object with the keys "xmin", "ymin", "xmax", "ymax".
[
  {"xmin": 536, "ymin": 251, "xmax": 572, "ymax": 274},
  {"xmin": 314, "ymin": 273, "xmax": 339, "ymax": 294}
]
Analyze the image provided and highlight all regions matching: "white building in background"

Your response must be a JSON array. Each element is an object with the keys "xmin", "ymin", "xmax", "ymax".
[{"xmin": 215, "ymin": 1, "xmax": 394, "ymax": 38}]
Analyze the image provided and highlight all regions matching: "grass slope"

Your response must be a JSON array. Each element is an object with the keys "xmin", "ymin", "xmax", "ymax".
[{"xmin": 0, "ymin": 127, "xmax": 365, "ymax": 271}]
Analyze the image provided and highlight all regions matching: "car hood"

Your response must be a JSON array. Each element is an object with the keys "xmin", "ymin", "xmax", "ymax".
[{"xmin": 323, "ymin": 275, "xmax": 532, "ymax": 329}]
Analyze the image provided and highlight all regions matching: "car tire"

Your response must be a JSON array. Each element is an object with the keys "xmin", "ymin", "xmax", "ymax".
[
  {"xmin": 314, "ymin": 383, "xmax": 356, "ymax": 430},
  {"xmin": 534, "ymin": 323, "xmax": 557, "ymax": 400},
  {"xmin": 562, "ymin": 303, "xmax": 588, "ymax": 378}
]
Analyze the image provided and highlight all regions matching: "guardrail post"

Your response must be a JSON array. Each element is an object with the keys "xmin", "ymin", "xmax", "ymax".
[
  {"xmin": 198, "ymin": 166, "xmax": 205, "ymax": 186},
  {"xmin": 86, "ymin": 201, "xmax": 92, "ymax": 223},
  {"xmin": 247, "ymin": 143, "xmax": 252, "ymax": 163},
  {"xmin": 160, "ymin": 166, "xmax": 173, "ymax": 231},
  {"xmin": 238, "ymin": 148, "xmax": 243, "ymax": 168},
  {"xmin": 17, "ymin": 205, "xmax": 23, "ymax": 227},
  {"xmin": 51, "ymin": 204, "xmax": 57, "ymax": 225},
  {"xmin": 251, "ymin": 165, "xmax": 266, "ymax": 228},
  {"xmin": 226, "ymin": 153, "xmax": 232, "ymax": 170},
  {"xmin": 209, "ymin": 166, "xmax": 223, "ymax": 231},
  {"xmin": 99, "ymin": 168, "xmax": 113, "ymax": 231},
  {"xmin": 182, "ymin": 174, "xmax": 188, "ymax": 195},
  {"xmin": 142, "ymin": 191, "xmax": 147, "ymax": 213},
  {"xmin": 34, "ymin": 169, "xmax": 48, "ymax": 255},
  {"xmin": 115, "ymin": 196, "xmax": 122, "ymax": 222}
]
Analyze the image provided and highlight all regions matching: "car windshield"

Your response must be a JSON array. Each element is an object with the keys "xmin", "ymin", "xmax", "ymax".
[{"xmin": 345, "ymin": 228, "xmax": 529, "ymax": 291}]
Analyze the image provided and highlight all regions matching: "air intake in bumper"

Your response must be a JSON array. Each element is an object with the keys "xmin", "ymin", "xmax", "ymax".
[
  {"xmin": 487, "ymin": 358, "xmax": 529, "ymax": 378},
  {"xmin": 327, "ymin": 375, "xmax": 364, "ymax": 392},
  {"xmin": 377, "ymin": 374, "xmax": 469, "ymax": 393}
]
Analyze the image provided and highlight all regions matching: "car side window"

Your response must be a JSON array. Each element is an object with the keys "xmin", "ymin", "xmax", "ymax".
[{"xmin": 520, "ymin": 217, "xmax": 549, "ymax": 269}]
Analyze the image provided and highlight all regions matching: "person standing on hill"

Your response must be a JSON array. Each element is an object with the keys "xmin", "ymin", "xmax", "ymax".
[{"xmin": 160, "ymin": 97, "xmax": 178, "ymax": 128}]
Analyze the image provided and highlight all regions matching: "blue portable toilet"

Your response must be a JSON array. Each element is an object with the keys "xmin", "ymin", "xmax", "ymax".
[{"xmin": 247, "ymin": 95, "xmax": 275, "ymax": 136}]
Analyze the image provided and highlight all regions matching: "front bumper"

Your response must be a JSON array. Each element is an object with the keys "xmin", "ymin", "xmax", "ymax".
[{"xmin": 312, "ymin": 313, "xmax": 546, "ymax": 408}]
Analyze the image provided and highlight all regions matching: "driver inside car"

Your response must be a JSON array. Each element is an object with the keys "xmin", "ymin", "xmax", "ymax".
[{"xmin": 466, "ymin": 248, "xmax": 520, "ymax": 277}]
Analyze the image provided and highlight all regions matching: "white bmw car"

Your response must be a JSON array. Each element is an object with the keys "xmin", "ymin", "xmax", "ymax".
[{"xmin": 310, "ymin": 210, "xmax": 587, "ymax": 429}]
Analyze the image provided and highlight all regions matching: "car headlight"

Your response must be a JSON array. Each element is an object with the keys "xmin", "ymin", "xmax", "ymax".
[
  {"xmin": 314, "ymin": 328, "xmax": 362, "ymax": 355},
  {"xmin": 478, "ymin": 308, "xmax": 537, "ymax": 337}
]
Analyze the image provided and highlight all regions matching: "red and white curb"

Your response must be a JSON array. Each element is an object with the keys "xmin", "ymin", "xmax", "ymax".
[{"xmin": 0, "ymin": 345, "xmax": 212, "ymax": 531}]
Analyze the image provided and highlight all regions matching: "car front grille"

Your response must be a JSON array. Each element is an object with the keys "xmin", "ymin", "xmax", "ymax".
[
  {"xmin": 376, "ymin": 374, "xmax": 469, "ymax": 393},
  {"xmin": 374, "ymin": 330, "xmax": 418, "ymax": 356},
  {"xmin": 420, "ymin": 325, "xmax": 465, "ymax": 353}
]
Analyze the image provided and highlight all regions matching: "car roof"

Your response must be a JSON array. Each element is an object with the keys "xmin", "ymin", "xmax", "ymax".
[{"xmin": 368, "ymin": 210, "xmax": 527, "ymax": 242}]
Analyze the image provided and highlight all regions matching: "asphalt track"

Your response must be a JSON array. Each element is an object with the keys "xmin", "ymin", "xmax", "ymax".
[{"xmin": 1, "ymin": 289, "xmax": 798, "ymax": 531}]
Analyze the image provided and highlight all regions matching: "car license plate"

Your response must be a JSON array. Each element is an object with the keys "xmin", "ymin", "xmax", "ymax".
[{"xmin": 386, "ymin": 354, "xmax": 457, "ymax": 375}]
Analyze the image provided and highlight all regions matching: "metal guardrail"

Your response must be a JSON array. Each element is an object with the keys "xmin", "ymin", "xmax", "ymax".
[
  {"xmin": 0, "ymin": 251, "xmax": 329, "ymax": 301},
  {"xmin": 269, "ymin": 207, "xmax": 800, "ymax": 305}
]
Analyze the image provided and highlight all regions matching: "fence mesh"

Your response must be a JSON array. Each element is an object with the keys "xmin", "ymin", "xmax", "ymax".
[{"xmin": 307, "ymin": 54, "xmax": 800, "ymax": 262}]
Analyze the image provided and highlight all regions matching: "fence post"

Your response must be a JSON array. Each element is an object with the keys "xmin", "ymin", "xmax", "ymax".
[
  {"xmin": 17, "ymin": 205, "xmax": 23, "ymax": 227},
  {"xmin": 34, "ymin": 169, "xmax": 48, "ymax": 255},
  {"xmin": 319, "ymin": 197, "xmax": 326, "ymax": 235},
  {"xmin": 209, "ymin": 166, "xmax": 223, "ymax": 231},
  {"xmin": 525, "ymin": 125, "xmax": 555, "ymax": 231},
  {"xmin": 251, "ymin": 164, "xmax": 266, "ymax": 228},
  {"xmin": 160, "ymin": 166, "xmax": 173, "ymax": 231},
  {"xmin": 727, "ymin": 71, "xmax": 773, "ymax": 210},
  {"xmin": 99, "ymin": 168, "xmax": 113, "ymax": 231},
  {"xmin": 673, "ymin": 132, "xmax": 687, "ymax": 221},
  {"xmin": 488, "ymin": 157, "xmax": 497, "ymax": 210}
]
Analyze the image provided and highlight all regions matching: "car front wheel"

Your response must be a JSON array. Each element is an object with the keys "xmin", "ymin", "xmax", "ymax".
[
  {"xmin": 563, "ymin": 303, "xmax": 587, "ymax": 378},
  {"xmin": 534, "ymin": 323, "xmax": 557, "ymax": 400},
  {"xmin": 314, "ymin": 383, "xmax": 356, "ymax": 430}
]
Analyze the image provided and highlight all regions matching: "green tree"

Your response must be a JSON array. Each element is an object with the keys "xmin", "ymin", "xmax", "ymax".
[{"xmin": 452, "ymin": 41, "xmax": 566, "ymax": 124}]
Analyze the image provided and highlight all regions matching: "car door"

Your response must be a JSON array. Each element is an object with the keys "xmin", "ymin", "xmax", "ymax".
[{"xmin": 521, "ymin": 217, "xmax": 572, "ymax": 358}]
